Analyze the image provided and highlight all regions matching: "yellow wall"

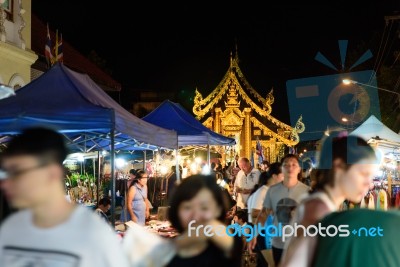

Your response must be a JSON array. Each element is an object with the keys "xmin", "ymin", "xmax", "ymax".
[
  {"xmin": 0, "ymin": 0, "xmax": 37, "ymax": 87},
  {"xmin": 22, "ymin": 0, "xmax": 32, "ymax": 50},
  {"xmin": 0, "ymin": 42, "xmax": 36, "ymax": 86}
]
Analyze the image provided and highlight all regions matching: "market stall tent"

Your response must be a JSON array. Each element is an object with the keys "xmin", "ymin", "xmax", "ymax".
[
  {"xmin": 142, "ymin": 100, "xmax": 235, "ymax": 207},
  {"xmin": 0, "ymin": 63, "xmax": 177, "ymax": 225},
  {"xmin": 0, "ymin": 63, "xmax": 177, "ymax": 150},
  {"xmin": 350, "ymin": 115, "xmax": 400, "ymax": 211},
  {"xmin": 350, "ymin": 115, "xmax": 400, "ymax": 143},
  {"xmin": 350, "ymin": 114, "xmax": 400, "ymax": 176},
  {"xmin": 142, "ymin": 100, "xmax": 235, "ymax": 146}
]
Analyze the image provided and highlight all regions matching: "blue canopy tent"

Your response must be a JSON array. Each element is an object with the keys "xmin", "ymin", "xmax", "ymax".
[
  {"xmin": 0, "ymin": 63, "xmax": 177, "ymax": 150},
  {"xmin": 0, "ymin": 63, "xmax": 177, "ymax": 224},
  {"xmin": 142, "ymin": 100, "xmax": 235, "ymax": 175},
  {"xmin": 142, "ymin": 100, "xmax": 235, "ymax": 146}
]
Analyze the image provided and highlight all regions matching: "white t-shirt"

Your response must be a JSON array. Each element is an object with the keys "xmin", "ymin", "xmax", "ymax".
[
  {"xmin": 247, "ymin": 185, "xmax": 269, "ymax": 223},
  {"xmin": 263, "ymin": 181, "xmax": 310, "ymax": 249},
  {"xmin": 234, "ymin": 168, "xmax": 261, "ymax": 209},
  {"xmin": 0, "ymin": 205, "xmax": 130, "ymax": 267}
]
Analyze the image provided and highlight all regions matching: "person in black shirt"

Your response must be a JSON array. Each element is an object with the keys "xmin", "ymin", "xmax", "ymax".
[{"xmin": 167, "ymin": 175, "xmax": 242, "ymax": 267}]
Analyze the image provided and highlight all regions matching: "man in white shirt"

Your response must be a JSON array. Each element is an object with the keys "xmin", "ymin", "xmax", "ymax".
[
  {"xmin": 234, "ymin": 157, "xmax": 261, "ymax": 209},
  {"xmin": 249, "ymin": 154, "xmax": 309, "ymax": 266},
  {"xmin": 0, "ymin": 127, "xmax": 130, "ymax": 267}
]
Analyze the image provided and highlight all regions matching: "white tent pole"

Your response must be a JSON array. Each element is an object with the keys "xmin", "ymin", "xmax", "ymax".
[
  {"xmin": 175, "ymin": 148, "xmax": 180, "ymax": 183},
  {"xmin": 143, "ymin": 151, "xmax": 146, "ymax": 170},
  {"xmin": 175, "ymin": 133, "xmax": 180, "ymax": 183},
  {"xmin": 110, "ymin": 110, "xmax": 116, "ymax": 227},
  {"xmin": 96, "ymin": 151, "xmax": 100, "ymax": 205}
]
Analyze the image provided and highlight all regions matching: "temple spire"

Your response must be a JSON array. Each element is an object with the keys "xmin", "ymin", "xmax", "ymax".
[
  {"xmin": 235, "ymin": 39, "xmax": 239, "ymax": 60},
  {"xmin": 230, "ymin": 40, "xmax": 239, "ymax": 69}
]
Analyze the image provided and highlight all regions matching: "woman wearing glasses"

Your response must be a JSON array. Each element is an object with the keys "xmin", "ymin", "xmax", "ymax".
[{"xmin": 127, "ymin": 170, "xmax": 150, "ymax": 226}]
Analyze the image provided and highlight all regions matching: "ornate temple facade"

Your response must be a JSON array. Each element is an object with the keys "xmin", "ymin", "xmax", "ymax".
[
  {"xmin": 0, "ymin": 0, "xmax": 37, "ymax": 89},
  {"xmin": 193, "ymin": 53, "xmax": 304, "ymax": 163}
]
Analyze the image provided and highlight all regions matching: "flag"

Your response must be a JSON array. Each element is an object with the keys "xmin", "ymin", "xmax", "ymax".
[
  {"xmin": 44, "ymin": 23, "xmax": 53, "ymax": 67},
  {"xmin": 250, "ymin": 150, "xmax": 255, "ymax": 167},
  {"xmin": 56, "ymin": 33, "xmax": 63, "ymax": 63},
  {"xmin": 288, "ymin": 147, "xmax": 297, "ymax": 154},
  {"xmin": 256, "ymin": 138, "xmax": 264, "ymax": 164},
  {"xmin": 53, "ymin": 30, "xmax": 59, "ymax": 63}
]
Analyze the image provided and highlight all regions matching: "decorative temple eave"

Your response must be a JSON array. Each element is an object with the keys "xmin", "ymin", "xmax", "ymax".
[
  {"xmin": 193, "ymin": 69, "xmax": 274, "ymax": 120},
  {"xmin": 193, "ymin": 52, "xmax": 304, "ymax": 147},
  {"xmin": 192, "ymin": 50, "xmax": 306, "ymax": 161},
  {"xmin": 194, "ymin": 53, "xmax": 274, "ymax": 117}
]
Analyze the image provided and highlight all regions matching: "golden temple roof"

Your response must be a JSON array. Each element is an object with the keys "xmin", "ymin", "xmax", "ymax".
[{"xmin": 193, "ymin": 52, "xmax": 304, "ymax": 146}]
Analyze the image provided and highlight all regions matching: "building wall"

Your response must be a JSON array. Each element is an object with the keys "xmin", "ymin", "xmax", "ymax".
[
  {"xmin": 0, "ymin": 0, "xmax": 37, "ymax": 88},
  {"xmin": 131, "ymin": 91, "xmax": 176, "ymax": 117},
  {"xmin": 132, "ymin": 102, "xmax": 163, "ymax": 117}
]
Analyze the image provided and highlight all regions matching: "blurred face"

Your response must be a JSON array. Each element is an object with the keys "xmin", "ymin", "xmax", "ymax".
[
  {"xmin": 238, "ymin": 160, "xmax": 252, "ymax": 174},
  {"xmin": 178, "ymin": 188, "xmax": 222, "ymax": 230},
  {"xmin": 129, "ymin": 173, "xmax": 136, "ymax": 180},
  {"xmin": 105, "ymin": 204, "xmax": 111, "ymax": 212},
  {"xmin": 272, "ymin": 173, "xmax": 284, "ymax": 184},
  {"xmin": 261, "ymin": 164, "xmax": 269, "ymax": 171},
  {"xmin": 138, "ymin": 174, "xmax": 148, "ymax": 187},
  {"xmin": 282, "ymin": 157, "xmax": 301, "ymax": 180},
  {"xmin": 337, "ymin": 160, "xmax": 377, "ymax": 203},
  {"xmin": 0, "ymin": 155, "xmax": 61, "ymax": 209}
]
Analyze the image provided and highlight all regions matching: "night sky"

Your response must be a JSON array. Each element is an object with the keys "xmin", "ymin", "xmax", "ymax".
[{"xmin": 32, "ymin": 1, "xmax": 400, "ymax": 122}]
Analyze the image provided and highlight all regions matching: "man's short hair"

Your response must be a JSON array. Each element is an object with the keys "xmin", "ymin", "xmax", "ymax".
[
  {"xmin": 2, "ymin": 127, "xmax": 69, "ymax": 165},
  {"xmin": 98, "ymin": 197, "xmax": 111, "ymax": 206},
  {"xmin": 262, "ymin": 160, "xmax": 270, "ymax": 166},
  {"xmin": 235, "ymin": 209, "xmax": 248, "ymax": 223},
  {"xmin": 238, "ymin": 157, "xmax": 250, "ymax": 164}
]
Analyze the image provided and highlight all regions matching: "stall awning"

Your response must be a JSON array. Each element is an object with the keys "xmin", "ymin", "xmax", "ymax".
[
  {"xmin": 142, "ymin": 100, "xmax": 235, "ymax": 146},
  {"xmin": 0, "ymin": 63, "xmax": 177, "ymax": 150},
  {"xmin": 350, "ymin": 115, "xmax": 400, "ymax": 144}
]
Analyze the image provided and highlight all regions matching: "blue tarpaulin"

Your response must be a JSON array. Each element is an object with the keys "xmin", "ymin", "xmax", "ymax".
[
  {"xmin": 0, "ymin": 63, "xmax": 179, "ymax": 226},
  {"xmin": 142, "ymin": 100, "xmax": 235, "ymax": 146},
  {"xmin": 0, "ymin": 63, "xmax": 177, "ymax": 151}
]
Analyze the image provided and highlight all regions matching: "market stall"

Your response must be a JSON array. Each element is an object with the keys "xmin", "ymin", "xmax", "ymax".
[
  {"xmin": 143, "ymin": 100, "xmax": 236, "ymax": 146},
  {"xmin": 350, "ymin": 115, "xmax": 400, "ymax": 209},
  {"xmin": 0, "ymin": 63, "xmax": 178, "ymax": 224},
  {"xmin": 142, "ymin": 100, "xmax": 235, "ymax": 207},
  {"xmin": 143, "ymin": 99, "xmax": 235, "ymax": 173}
]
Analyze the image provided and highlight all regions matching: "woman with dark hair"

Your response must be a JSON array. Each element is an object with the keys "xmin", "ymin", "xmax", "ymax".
[
  {"xmin": 247, "ymin": 163, "xmax": 283, "ymax": 224},
  {"xmin": 126, "ymin": 170, "xmax": 150, "ymax": 226},
  {"xmin": 246, "ymin": 163, "xmax": 283, "ymax": 267},
  {"xmin": 166, "ymin": 175, "xmax": 242, "ymax": 267},
  {"xmin": 280, "ymin": 135, "xmax": 378, "ymax": 267}
]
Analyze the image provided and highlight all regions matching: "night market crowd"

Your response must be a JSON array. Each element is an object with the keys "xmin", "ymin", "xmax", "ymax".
[{"xmin": 0, "ymin": 127, "xmax": 400, "ymax": 267}]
